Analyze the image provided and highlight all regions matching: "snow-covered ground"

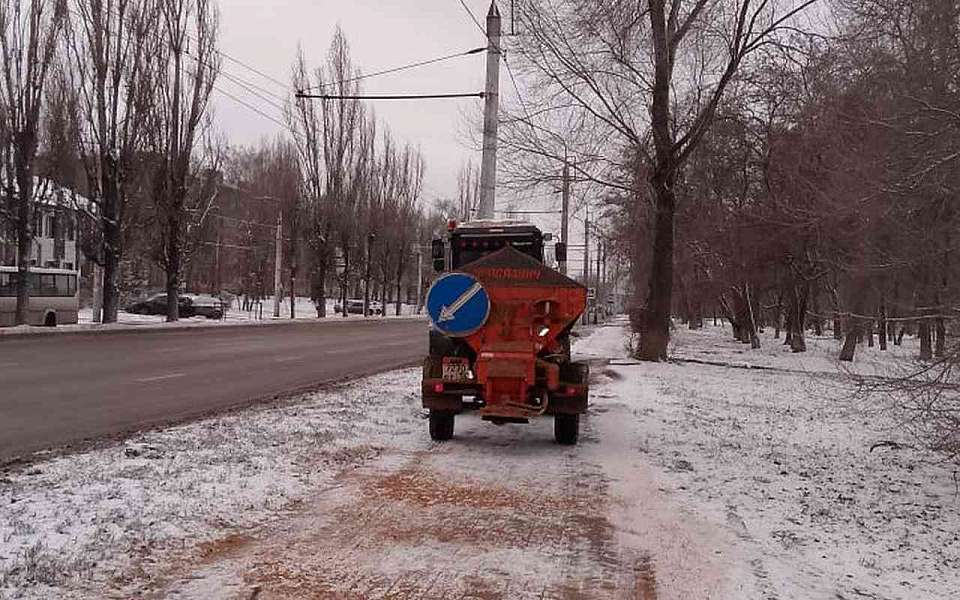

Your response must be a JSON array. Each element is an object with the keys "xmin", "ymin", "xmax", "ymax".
[{"xmin": 1, "ymin": 321, "xmax": 957, "ymax": 599}]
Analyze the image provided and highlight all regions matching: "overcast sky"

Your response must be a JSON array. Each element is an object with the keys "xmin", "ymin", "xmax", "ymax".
[
  {"xmin": 214, "ymin": 0, "xmax": 504, "ymax": 203},
  {"xmin": 212, "ymin": 0, "xmax": 594, "ymax": 271}
]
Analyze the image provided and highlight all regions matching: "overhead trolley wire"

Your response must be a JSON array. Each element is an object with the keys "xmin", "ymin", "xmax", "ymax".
[
  {"xmin": 456, "ymin": 0, "xmax": 487, "ymax": 38},
  {"xmin": 75, "ymin": 5, "xmax": 299, "ymax": 138},
  {"xmin": 296, "ymin": 92, "xmax": 484, "ymax": 101},
  {"xmin": 298, "ymin": 47, "xmax": 486, "ymax": 93}
]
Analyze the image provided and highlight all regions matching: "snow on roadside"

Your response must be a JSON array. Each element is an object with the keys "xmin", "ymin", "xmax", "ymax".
[
  {"xmin": 75, "ymin": 298, "xmax": 421, "ymax": 326},
  {"xmin": 611, "ymin": 322, "xmax": 960, "ymax": 599},
  {"xmin": 0, "ymin": 369, "xmax": 429, "ymax": 598},
  {"xmin": 2, "ymin": 319, "xmax": 957, "ymax": 599},
  {"xmin": 669, "ymin": 320, "xmax": 924, "ymax": 378}
]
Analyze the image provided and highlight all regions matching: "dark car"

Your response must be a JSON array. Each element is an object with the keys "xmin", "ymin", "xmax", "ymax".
[
  {"xmin": 182, "ymin": 294, "xmax": 225, "ymax": 320},
  {"xmin": 334, "ymin": 298, "xmax": 383, "ymax": 316},
  {"xmin": 126, "ymin": 293, "xmax": 195, "ymax": 317}
]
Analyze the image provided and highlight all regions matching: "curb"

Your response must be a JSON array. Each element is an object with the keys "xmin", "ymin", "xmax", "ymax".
[{"xmin": 0, "ymin": 314, "xmax": 428, "ymax": 341}]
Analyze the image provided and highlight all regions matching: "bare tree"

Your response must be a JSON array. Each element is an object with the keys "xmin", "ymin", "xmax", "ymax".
[
  {"xmin": 146, "ymin": 0, "xmax": 219, "ymax": 321},
  {"xmin": 0, "ymin": 0, "xmax": 67, "ymax": 324},
  {"xmin": 64, "ymin": 0, "xmax": 158, "ymax": 323},
  {"xmin": 456, "ymin": 160, "xmax": 479, "ymax": 221},
  {"xmin": 513, "ymin": 0, "xmax": 821, "ymax": 360},
  {"xmin": 289, "ymin": 46, "xmax": 330, "ymax": 317}
]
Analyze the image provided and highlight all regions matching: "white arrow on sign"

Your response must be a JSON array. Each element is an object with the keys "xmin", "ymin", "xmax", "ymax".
[{"xmin": 438, "ymin": 282, "xmax": 483, "ymax": 323}]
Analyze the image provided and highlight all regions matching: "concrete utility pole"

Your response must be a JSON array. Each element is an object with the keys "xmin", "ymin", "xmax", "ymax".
[
  {"xmin": 560, "ymin": 162, "xmax": 570, "ymax": 275},
  {"xmin": 273, "ymin": 211, "xmax": 282, "ymax": 319},
  {"xmin": 416, "ymin": 247, "xmax": 424, "ymax": 314},
  {"xmin": 583, "ymin": 213, "xmax": 590, "ymax": 325},
  {"xmin": 595, "ymin": 238, "xmax": 602, "ymax": 324},
  {"xmin": 583, "ymin": 213, "xmax": 590, "ymax": 282},
  {"xmin": 363, "ymin": 232, "xmax": 374, "ymax": 317},
  {"xmin": 91, "ymin": 264, "xmax": 103, "ymax": 324},
  {"xmin": 476, "ymin": 1, "xmax": 502, "ymax": 220}
]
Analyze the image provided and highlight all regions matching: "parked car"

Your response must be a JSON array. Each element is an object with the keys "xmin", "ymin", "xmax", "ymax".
[
  {"xmin": 182, "ymin": 294, "xmax": 225, "ymax": 320},
  {"xmin": 126, "ymin": 293, "xmax": 194, "ymax": 317},
  {"xmin": 334, "ymin": 298, "xmax": 383, "ymax": 315}
]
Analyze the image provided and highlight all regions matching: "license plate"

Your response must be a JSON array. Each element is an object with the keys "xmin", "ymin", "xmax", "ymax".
[{"xmin": 442, "ymin": 358, "xmax": 471, "ymax": 382}]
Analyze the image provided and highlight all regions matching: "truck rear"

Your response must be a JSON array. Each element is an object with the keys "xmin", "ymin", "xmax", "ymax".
[{"xmin": 422, "ymin": 220, "xmax": 590, "ymax": 444}]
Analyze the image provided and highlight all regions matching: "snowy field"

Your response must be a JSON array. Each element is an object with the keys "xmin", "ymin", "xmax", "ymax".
[{"xmin": 1, "ymin": 321, "xmax": 957, "ymax": 599}]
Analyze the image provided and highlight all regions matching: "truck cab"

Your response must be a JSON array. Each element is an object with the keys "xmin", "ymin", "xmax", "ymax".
[
  {"xmin": 423, "ymin": 219, "xmax": 588, "ymax": 445},
  {"xmin": 442, "ymin": 220, "xmax": 548, "ymax": 269}
]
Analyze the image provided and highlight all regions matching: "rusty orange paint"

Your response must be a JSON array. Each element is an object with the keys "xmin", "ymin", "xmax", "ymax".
[{"xmin": 457, "ymin": 246, "xmax": 587, "ymax": 418}]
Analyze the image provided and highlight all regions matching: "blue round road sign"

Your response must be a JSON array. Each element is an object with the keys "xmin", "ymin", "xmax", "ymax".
[{"xmin": 426, "ymin": 272, "xmax": 491, "ymax": 337}]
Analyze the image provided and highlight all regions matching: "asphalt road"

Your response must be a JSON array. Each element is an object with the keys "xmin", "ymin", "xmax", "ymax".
[{"xmin": 0, "ymin": 319, "xmax": 427, "ymax": 463}]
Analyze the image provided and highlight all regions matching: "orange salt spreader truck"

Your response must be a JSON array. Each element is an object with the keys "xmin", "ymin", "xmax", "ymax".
[{"xmin": 422, "ymin": 220, "xmax": 590, "ymax": 444}]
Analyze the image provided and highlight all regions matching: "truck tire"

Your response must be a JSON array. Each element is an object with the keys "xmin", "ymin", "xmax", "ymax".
[
  {"xmin": 429, "ymin": 410, "xmax": 455, "ymax": 441},
  {"xmin": 554, "ymin": 414, "xmax": 579, "ymax": 445}
]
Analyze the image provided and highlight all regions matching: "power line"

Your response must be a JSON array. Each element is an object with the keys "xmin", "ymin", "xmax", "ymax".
[
  {"xmin": 299, "ymin": 47, "xmax": 486, "ymax": 93},
  {"xmin": 212, "ymin": 85, "xmax": 301, "ymax": 141},
  {"xmin": 95, "ymin": 3, "xmax": 293, "ymax": 98},
  {"xmin": 296, "ymin": 92, "xmax": 484, "ymax": 101},
  {"xmin": 218, "ymin": 69, "xmax": 288, "ymax": 113},
  {"xmin": 68, "ymin": 6, "xmax": 298, "ymax": 140},
  {"xmin": 216, "ymin": 49, "xmax": 289, "ymax": 90},
  {"xmin": 456, "ymin": 0, "xmax": 487, "ymax": 37}
]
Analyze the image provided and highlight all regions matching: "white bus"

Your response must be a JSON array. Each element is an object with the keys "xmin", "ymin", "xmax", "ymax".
[{"xmin": 0, "ymin": 266, "xmax": 79, "ymax": 327}]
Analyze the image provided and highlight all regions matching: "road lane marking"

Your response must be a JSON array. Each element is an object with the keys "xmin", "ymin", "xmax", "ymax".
[
  {"xmin": 273, "ymin": 355, "xmax": 305, "ymax": 363},
  {"xmin": 136, "ymin": 373, "xmax": 187, "ymax": 383}
]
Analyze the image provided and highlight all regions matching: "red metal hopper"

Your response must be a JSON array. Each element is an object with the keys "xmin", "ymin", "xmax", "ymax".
[{"xmin": 459, "ymin": 246, "xmax": 587, "ymax": 419}]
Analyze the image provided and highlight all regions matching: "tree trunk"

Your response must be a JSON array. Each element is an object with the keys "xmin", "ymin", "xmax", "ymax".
[
  {"xmin": 14, "ymin": 175, "xmax": 33, "ymax": 326},
  {"xmin": 811, "ymin": 293, "xmax": 823, "ymax": 337},
  {"xmin": 101, "ymin": 179, "xmax": 122, "ymax": 324},
  {"xmin": 878, "ymin": 299, "xmax": 888, "ymax": 351},
  {"xmin": 934, "ymin": 292, "xmax": 946, "ymax": 358},
  {"xmin": 100, "ymin": 149, "xmax": 123, "ymax": 323},
  {"xmin": 839, "ymin": 319, "xmax": 860, "ymax": 362},
  {"xmin": 839, "ymin": 282, "xmax": 867, "ymax": 361},
  {"xmin": 341, "ymin": 243, "xmax": 350, "ymax": 319},
  {"xmin": 786, "ymin": 284, "xmax": 807, "ymax": 353},
  {"xmin": 746, "ymin": 284, "xmax": 761, "ymax": 349},
  {"xmin": 919, "ymin": 318, "xmax": 932, "ymax": 360},
  {"xmin": 395, "ymin": 250, "xmax": 404, "ymax": 317},
  {"xmin": 640, "ymin": 183, "xmax": 675, "ymax": 361},
  {"xmin": 312, "ymin": 255, "xmax": 328, "ymax": 318},
  {"xmin": 290, "ymin": 267, "xmax": 296, "ymax": 319},
  {"xmin": 91, "ymin": 264, "xmax": 103, "ymax": 323},
  {"xmin": 165, "ymin": 215, "xmax": 181, "ymax": 322},
  {"xmin": 833, "ymin": 314, "xmax": 842, "ymax": 340},
  {"xmin": 919, "ymin": 285, "xmax": 933, "ymax": 360},
  {"xmin": 935, "ymin": 317, "xmax": 946, "ymax": 358}
]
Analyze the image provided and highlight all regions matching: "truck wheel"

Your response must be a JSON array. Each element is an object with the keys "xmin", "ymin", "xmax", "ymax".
[
  {"xmin": 429, "ymin": 410, "xmax": 455, "ymax": 441},
  {"xmin": 554, "ymin": 414, "xmax": 579, "ymax": 445}
]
